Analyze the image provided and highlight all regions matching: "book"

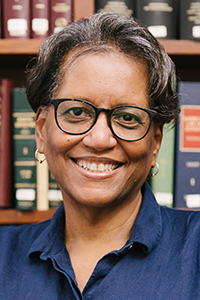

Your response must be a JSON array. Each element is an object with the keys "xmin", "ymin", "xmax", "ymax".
[
  {"xmin": 36, "ymin": 152, "xmax": 49, "ymax": 211},
  {"xmin": 50, "ymin": 0, "xmax": 72, "ymax": 34},
  {"xmin": 151, "ymin": 124, "xmax": 175, "ymax": 207},
  {"xmin": 95, "ymin": 0, "xmax": 135, "ymax": 18},
  {"xmin": 31, "ymin": 0, "xmax": 49, "ymax": 39},
  {"xmin": 180, "ymin": 0, "xmax": 200, "ymax": 40},
  {"xmin": 48, "ymin": 171, "xmax": 63, "ymax": 208},
  {"xmin": 135, "ymin": 0, "xmax": 178, "ymax": 39},
  {"xmin": 174, "ymin": 82, "xmax": 200, "ymax": 208},
  {"xmin": 2, "ymin": 0, "xmax": 31, "ymax": 39},
  {"xmin": 12, "ymin": 88, "xmax": 36, "ymax": 210},
  {"xmin": 0, "ymin": 79, "xmax": 14, "ymax": 208}
]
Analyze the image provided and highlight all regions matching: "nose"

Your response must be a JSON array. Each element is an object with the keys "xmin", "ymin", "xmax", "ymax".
[{"xmin": 82, "ymin": 112, "xmax": 117, "ymax": 151}]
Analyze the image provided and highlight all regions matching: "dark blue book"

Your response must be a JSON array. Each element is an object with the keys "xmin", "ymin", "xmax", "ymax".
[{"xmin": 174, "ymin": 82, "xmax": 200, "ymax": 208}]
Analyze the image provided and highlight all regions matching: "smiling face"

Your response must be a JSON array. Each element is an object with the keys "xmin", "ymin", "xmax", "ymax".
[{"xmin": 35, "ymin": 50, "xmax": 162, "ymax": 210}]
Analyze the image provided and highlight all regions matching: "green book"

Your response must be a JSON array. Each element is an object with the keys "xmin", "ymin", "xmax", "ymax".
[
  {"xmin": 12, "ymin": 88, "xmax": 36, "ymax": 210},
  {"xmin": 150, "ymin": 124, "xmax": 175, "ymax": 207}
]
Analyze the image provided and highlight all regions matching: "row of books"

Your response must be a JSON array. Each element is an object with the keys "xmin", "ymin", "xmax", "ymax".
[
  {"xmin": 151, "ymin": 81, "xmax": 200, "ymax": 209},
  {"xmin": 0, "ymin": 1, "xmax": 200, "ymax": 40},
  {"xmin": 0, "ymin": 0, "xmax": 72, "ymax": 39},
  {"xmin": 0, "ymin": 79, "xmax": 199, "ymax": 210},
  {"xmin": 96, "ymin": 0, "xmax": 200, "ymax": 40},
  {"xmin": 0, "ymin": 80, "xmax": 62, "ymax": 210}
]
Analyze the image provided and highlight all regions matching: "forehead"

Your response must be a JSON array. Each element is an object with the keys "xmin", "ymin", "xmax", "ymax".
[
  {"xmin": 56, "ymin": 48, "xmax": 149, "ymax": 108},
  {"xmin": 62, "ymin": 46, "xmax": 147, "ymax": 77}
]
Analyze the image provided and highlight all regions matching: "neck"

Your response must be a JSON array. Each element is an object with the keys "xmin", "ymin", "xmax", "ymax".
[
  {"xmin": 63, "ymin": 191, "xmax": 142, "ymax": 292},
  {"xmin": 64, "ymin": 190, "xmax": 142, "ymax": 248}
]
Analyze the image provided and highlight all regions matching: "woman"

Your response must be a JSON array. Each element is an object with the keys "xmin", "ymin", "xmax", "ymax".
[{"xmin": 1, "ymin": 13, "xmax": 199, "ymax": 299}]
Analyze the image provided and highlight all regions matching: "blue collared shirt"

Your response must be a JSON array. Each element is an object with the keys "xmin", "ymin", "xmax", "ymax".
[{"xmin": 1, "ymin": 182, "xmax": 200, "ymax": 299}]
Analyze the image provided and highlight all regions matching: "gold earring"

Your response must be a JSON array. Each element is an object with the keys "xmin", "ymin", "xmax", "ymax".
[
  {"xmin": 35, "ymin": 149, "xmax": 46, "ymax": 164},
  {"xmin": 150, "ymin": 162, "xmax": 159, "ymax": 178}
]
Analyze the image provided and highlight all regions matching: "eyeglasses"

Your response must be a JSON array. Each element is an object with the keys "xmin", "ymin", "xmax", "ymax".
[{"xmin": 50, "ymin": 98, "xmax": 157, "ymax": 142}]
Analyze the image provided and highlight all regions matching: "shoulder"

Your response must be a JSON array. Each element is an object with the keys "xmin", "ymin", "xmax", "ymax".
[
  {"xmin": 0, "ymin": 204, "xmax": 65, "ymax": 260},
  {"xmin": 160, "ymin": 205, "xmax": 200, "ymax": 241},
  {"xmin": 0, "ymin": 220, "xmax": 50, "ymax": 257},
  {"xmin": 160, "ymin": 205, "xmax": 200, "ymax": 224}
]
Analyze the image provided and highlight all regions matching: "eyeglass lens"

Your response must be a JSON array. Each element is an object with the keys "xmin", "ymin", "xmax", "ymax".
[{"xmin": 55, "ymin": 99, "xmax": 151, "ymax": 141}]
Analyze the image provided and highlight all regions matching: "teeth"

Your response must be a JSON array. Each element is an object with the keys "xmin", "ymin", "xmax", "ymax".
[
  {"xmin": 76, "ymin": 161, "xmax": 117, "ymax": 172},
  {"xmin": 90, "ymin": 163, "xmax": 97, "ymax": 172},
  {"xmin": 98, "ymin": 163, "xmax": 105, "ymax": 172}
]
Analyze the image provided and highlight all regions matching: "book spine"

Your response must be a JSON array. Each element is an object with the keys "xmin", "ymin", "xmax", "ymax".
[
  {"xmin": 95, "ymin": 0, "xmax": 135, "ymax": 18},
  {"xmin": 36, "ymin": 153, "xmax": 49, "ymax": 211},
  {"xmin": 150, "ymin": 124, "xmax": 175, "ymax": 207},
  {"xmin": 48, "ymin": 171, "xmax": 63, "ymax": 208},
  {"xmin": 31, "ymin": 0, "xmax": 49, "ymax": 39},
  {"xmin": 50, "ymin": 0, "xmax": 72, "ymax": 34},
  {"xmin": 180, "ymin": 0, "xmax": 200, "ymax": 40},
  {"xmin": 12, "ymin": 88, "xmax": 36, "ymax": 210},
  {"xmin": 0, "ymin": 79, "xmax": 14, "ymax": 208},
  {"xmin": 2, "ymin": 0, "xmax": 31, "ymax": 39},
  {"xmin": 135, "ymin": 0, "xmax": 177, "ymax": 39},
  {"xmin": 174, "ymin": 82, "xmax": 200, "ymax": 208}
]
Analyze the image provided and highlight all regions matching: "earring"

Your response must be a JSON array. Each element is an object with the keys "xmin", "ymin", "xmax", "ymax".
[
  {"xmin": 150, "ymin": 162, "xmax": 159, "ymax": 178},
  {"xmin": 35, "ymin": 149, "xmax": 46, "ymax": 164}
]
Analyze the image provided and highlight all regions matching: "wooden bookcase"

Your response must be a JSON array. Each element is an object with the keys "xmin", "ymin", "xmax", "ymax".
[
  {"xmin": 0, "ymin": 0, "xmax": 94, "ymax": 225},
  {"xmin": 0, "ymin": 1, "xmax": 200, "ymax": 225}
]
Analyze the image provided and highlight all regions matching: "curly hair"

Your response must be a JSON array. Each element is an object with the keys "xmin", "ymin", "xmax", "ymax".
[{"xmin": 26, "ymin": 12, "xmax": 179, "ymax": 125}]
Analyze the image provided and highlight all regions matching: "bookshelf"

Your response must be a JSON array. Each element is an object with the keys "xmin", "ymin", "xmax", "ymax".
[
  {"xmin": 1, "ymin": 38, "xmax": 200, "ymax": 56},
  {"xmin": 0, "ymin": 209, "xmax": 56, "ymax": 225},
  {"xmin": 0, "ymin": 36, "xmax": 200, "ymax": 224}
]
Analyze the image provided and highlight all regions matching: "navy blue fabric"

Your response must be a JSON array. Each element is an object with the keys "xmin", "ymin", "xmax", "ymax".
[{"xmin": 1, "ymin": 181, "xmax": 200, "ymax": 299}]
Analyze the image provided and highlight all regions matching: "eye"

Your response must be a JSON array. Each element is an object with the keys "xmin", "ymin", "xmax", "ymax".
[
  {"xmin": 57, "ymin": 101, "xmax": 95, "ymax": 124},
  {"xmin": 61, "ymin": 107, "xmax": 91, "ymax": 122},
  {"xmin": 69, "ymin": 107, "xmax": 87, "ymax": 116},
  {"xmin": 113, "ymin": 111, "xmax": 144, "ymax": 129},
  {"xmin": 121, "ymin": 113, "xmax": 142, "ymax": 124}
]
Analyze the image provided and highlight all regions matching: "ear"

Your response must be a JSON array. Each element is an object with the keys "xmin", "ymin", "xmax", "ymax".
[
  {"xmin": 35, "ymin": 106, "xmax": 48, "ymax": 154},
  {"xmin": 152, "ymin": 125, "xmax": 163, "ymax": 168}
]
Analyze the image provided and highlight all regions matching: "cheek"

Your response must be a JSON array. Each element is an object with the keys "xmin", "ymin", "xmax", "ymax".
[
  {"xmin": 43, "ymin": 123, "xmax": 81, "ymax": 158},
  {"xmin": 124, "ymin": 136, "xmax": 155, "ymax": 167}
]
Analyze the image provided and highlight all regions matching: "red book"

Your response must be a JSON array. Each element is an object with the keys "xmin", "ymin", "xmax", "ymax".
[
  {"xmin": 50, "ymin": 0, "xmax": 72, "ymax": 34},
  {"xmin": 0, "ymin": 79, "xmax": 14, "ymax": 208},
  {"xmin": 2, "ymin": 0, "xmax": 31, "ymax": 39},
  {"xmin": 31, "ymin": 0, "xmax": 49, "ymax": 38}
]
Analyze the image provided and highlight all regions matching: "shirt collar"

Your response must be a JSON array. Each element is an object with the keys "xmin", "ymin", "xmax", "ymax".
[
  {"xmin": 29, "ymin": 181, "xmax": 162, "ymax": 258},
  {"xmin": 129, "ymin": 181, "xmax": 162, "ymax": 253},
  {"xmin": 28, "ymin": 203, "xmax": 65, "ymax": 258}
]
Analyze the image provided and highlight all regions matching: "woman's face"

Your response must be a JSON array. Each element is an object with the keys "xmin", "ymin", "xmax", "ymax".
[{"xmin": 36, "ymin": 50, "xmax": 162, "ymax": 209}]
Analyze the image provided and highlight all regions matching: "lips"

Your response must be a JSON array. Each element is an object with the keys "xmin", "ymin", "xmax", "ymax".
[{"xmin": 73, "ymin": 158, "xmax": 121, "ymax": 173}]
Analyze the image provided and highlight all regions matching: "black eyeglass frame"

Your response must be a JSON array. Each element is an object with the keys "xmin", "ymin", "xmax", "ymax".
[{"xmin": 50, "ymin": 98, "xmax": 158, "ymax": 142}]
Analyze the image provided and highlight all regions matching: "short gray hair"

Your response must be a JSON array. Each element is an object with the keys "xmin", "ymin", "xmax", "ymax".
[{"xmin": 26, "ymin": 12, "xmax": 179, "ymax": 125}]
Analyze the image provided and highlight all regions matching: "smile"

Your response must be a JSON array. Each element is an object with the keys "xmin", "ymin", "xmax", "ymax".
[{"xmin": 75, "ymin": 160, "xmax": 119, "ymax": 173}]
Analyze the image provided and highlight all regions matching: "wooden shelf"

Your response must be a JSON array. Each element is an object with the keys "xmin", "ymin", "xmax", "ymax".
[
  {"xmin": 0, "ymin": 1, "xmax": 94, "ymax": 226},
  {"xmin": 0, "ymin": 209, "xmax": 56, "ymax": 225},
  {"xmin": 0, "ymin": 39, "xmax": 200, "ymax": 56},
  {"xmin": 0, "ymin": 39, "xmax": 43, "ymax": 55},
  {"xmin": 0, "ymin": 37, "xmax": 199, "ymax": 225},
  {"xmin": 159, "ymin": 39, "xmax": 200, "ymax": 55}
]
